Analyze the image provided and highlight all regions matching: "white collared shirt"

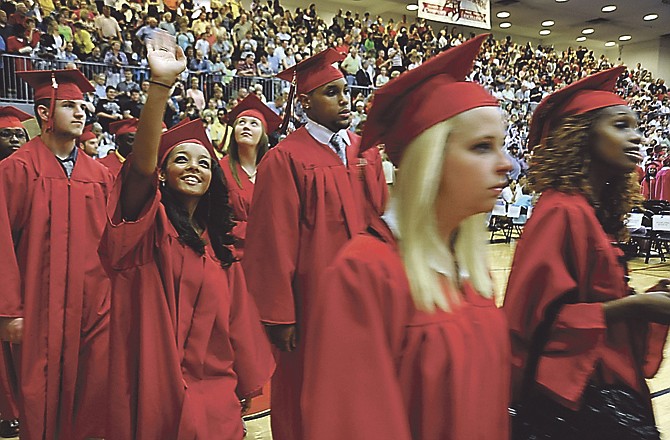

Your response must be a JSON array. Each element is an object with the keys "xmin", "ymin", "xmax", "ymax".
[{"xmin": 304, "ymin": 116, "xmax": 351, "ymax": 165}]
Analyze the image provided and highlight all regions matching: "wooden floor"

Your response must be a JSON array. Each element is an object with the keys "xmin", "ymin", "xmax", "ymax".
[
  {"xmin": 490, "ymin": 240, "xmax": 670, "ymax": 439},
  {"xmin": 6, "ymin": 241, "xmax": 669, "ymax": 440}
]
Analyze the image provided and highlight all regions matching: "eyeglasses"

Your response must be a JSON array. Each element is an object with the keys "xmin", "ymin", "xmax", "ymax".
[{"xmin": 0, "ymin": 130, "xmax": 27, "ymax": 139}]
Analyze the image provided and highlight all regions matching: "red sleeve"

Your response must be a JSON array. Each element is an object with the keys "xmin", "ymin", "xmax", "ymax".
[
  {"xmin": 227, "ymin": 262, "xmax": 275, "ymax": 399},
  {"xmin": 0, "ymin": 160, "xmax": 29, "ymax": 317},
  {"xmin": 361, "ymin": 147, "xmax": 388, "ymax": 217},
  {"xmin": 302, "ymin": 239, "xmax": 412, "ymax": 440},
  {"xmin": 102, "ymin": 161, "xmax": 162, "ymax": 270},
  {"xmin": 243, "ymin": 148, "xmax": 301, "ymax": 324},
  {"xmin": 504, "ymin": 202, "xmax": 608, "ymax": 406}
]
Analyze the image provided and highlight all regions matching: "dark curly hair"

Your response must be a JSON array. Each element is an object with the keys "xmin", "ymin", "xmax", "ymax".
[
  {"xmin": 529, "ymin": 108, "xmax": 642, "ymax": 241},
  {"xmin": 160, "ymin": 157, "xmax": 236, "ymax": 268}
]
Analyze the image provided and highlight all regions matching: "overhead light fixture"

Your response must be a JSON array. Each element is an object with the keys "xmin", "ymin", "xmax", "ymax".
[
  {"xmin": 582, "ymin": 28, "xmax": 595, "ymax": 34},
  {"xmin": 499, "ymin": 22, "xmax": 512, "ymax": 28},
  {"xmin": 605, "ymin": 41, "xmax": 616, "ymax": 47},
  {"xmin": 576, "ymin": 36, "xmax": 587, "ymax": 42},
  {"xmin": 541, "ymin": 20, "xmax": 555, "ymax": 26},
  {"xmin": 601, "ymin": 5, "xmax": 617, "ymax": 13},
  {"xmin": 539, "ymin": 29, "xmax": 551, "ymax": 36},
  {"xmin": 555, "ymin": 0, "xmax": 569, "ymax": 2},
  {"xmin": 643, "ymin": 13, "xmax": 659, "ymax": 21},
  {"xmin": 406, "ymin": 4, "xmax": 419, "ymax": 11},
  {"xmin": 496, "ymin": 11, "xmax": 510, "ymax": 18},
  {"xmin": 619, "ymin": 35, "xmax": 632, "ymax": 41}
]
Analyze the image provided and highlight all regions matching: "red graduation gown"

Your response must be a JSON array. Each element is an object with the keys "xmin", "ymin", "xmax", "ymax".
[
  {"xmin": 655, "ymin": 167, "xmax": 670, "ymax": 201},
  {"xmin": 504, "ymin": 190, "xmax": 667, "ymax": 411},
  {"xmin": 243, "ymin": 127, "xmax": 387, "ymax": 440},
  {"xmin": 97, "ymin": 151, "xmax": 124, "ymax": 177},
  {"xmin": 101, "ymin": 164, "xmax": 275, "ymax": 440},
  {"xmin": 219, "ymin": 156, "xmax": 254, "ymax": 258},
  {"xmin": 640, "ymin": 176, "xmax": 658, "ymax": 200},
  {"xmin": 0, "ymin": 137, "xmax": 111, "ymax": 439},
  {"xmin": 302, "ymin": 217, "xmax": 511, "ymax": 440}
]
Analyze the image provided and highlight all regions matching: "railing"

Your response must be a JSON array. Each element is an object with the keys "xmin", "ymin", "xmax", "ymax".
[{"xmin": 0, "ymin": 54, "xmax": 375, "ymax": 105}]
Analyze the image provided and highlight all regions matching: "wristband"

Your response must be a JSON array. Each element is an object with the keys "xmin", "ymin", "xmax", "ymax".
[{"xmin": 148, "ymin": 79, "xmax": 173, "ymax": 89}]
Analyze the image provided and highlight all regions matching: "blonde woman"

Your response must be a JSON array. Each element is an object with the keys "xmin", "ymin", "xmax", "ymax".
[{"xmin": 302, "ymin": 34, "xmax": 512, "ymax": 440}]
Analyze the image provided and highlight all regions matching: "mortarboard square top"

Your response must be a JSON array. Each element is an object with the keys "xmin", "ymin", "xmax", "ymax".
[
  {"xmin": 109, "ymin": 118, "xmax": 139, "ymax": 136},
  {"xmin": 276, "ymin": 48, "xmax": 345, "ymax": 95},
  {"xmin": 158, "ymin": 118, "xmax": 216, "ymax": 166},
  {"xmin": 17, "ymin": 69, "xmax": 95, "ymax": 101},
  {"xmin": 360, "ymin": 34, "xmax": 498, "ymax": 166},
  {"xmin": 0, "ymin": 106, "xmax": 33, "ymax": 130},
  {"xmin": 228, "ymin": 94, "xmax": 283, "ymax": 134},
  {"xmin": 528, "ymin": 66, "xmax": 627, "ymax": 150}
]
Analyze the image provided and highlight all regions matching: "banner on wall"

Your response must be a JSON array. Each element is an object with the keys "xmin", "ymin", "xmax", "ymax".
[{"xmin": 418, "ymin": 0, "xmax": 491, "ymax": 30}]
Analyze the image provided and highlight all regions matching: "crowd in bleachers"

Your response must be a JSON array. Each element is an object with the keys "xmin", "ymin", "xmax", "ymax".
[{"xmin": 0, "ymin": 0, "xmax": 669, "ymax": 169}]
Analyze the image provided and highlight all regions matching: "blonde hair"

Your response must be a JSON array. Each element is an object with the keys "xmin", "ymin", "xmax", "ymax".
[{"xmin": 394, "ymin": 117, "xmax": 493, "ymax": 313}]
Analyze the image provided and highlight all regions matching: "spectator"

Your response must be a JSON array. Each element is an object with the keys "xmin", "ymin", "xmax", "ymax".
[
  {"xmin": 104, "ymin": 39, "xmax": 128, "ymax": 86},
  {"xmin": 355, "ymin": 58, "xmax": 373, "ymax": 87},
  {"xmin": 237, "ymin": 53, "xmax": 258, "ymax": 77},
  {"xmin": 135, "ymin": 16, "xmax": 158, "ymax": 44},
  {"xmin": 189, "ymin": 49, "xmax": 210, "ymax": 76},
  {"xmin": 341, "ymin": 46, "xmax": 362, "ymax": 85},
  {"xmin": 194, "ymin": 32, "xmax": 211, "ymax": 60},
  {"xmin": 72, "ymin": 21, "xmax": 94, "ymax": 57},
  {"xmin": 232, "ymin": 13, "xmax": 252, "ymax": 45},
  {"xmin": 158, "ymin": 11, "xmax": 176, "ymax": 36},
  {"xmin": 94, "ymin": 5, "xmax": 122, "ymax": 45},
  {"xmin": 375, "ymin": 66, "xmax": 389, "ymax": 87},
  {"xmin": 117, "ymin": 69, "xmax": 139, "ymax": 94},
  {"xmin": 257, "ymin": 53, "xmax": 273, "ymax": 78},
  {"xmin": 186, "ymin": 76, "xmax": 206, "ymax": 111},
  {"xmin": 239, "ymin": 30, "xmax": 258, "ymax": 59},
  {"xmin": 175, "ymin": 20, "xmax": 194, "ymax": 51},
  {"xmin": 95, "ymin": 85, "xmax": 122, "ymax": 131},
  {"xmin": 121, "ymin": 88, "xmax": 143, "ymax": 118}
]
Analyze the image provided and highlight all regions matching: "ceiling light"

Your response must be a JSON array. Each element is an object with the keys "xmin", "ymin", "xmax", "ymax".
[
  {"xmin": 499, "ymin": 22, "xmax": 512, "ymax": 28},
  {"xmin": 576, "ymin": 36, "xmax": 587, "ymax": 42},
  {"xmin": 605, "ymin": 41, "xmax": 616, "ymax": 47},
  {"xmin": 555, "ymin": 0, "xmax": 569, "ymax": 2},
  {"xmin": 541, "ymin": 20, "xmax": 555, "ymax": 26},
  {"xmin": 406, "ymin": 4, "xmax": 419, "ymax": 11},
  {"xmin": 496, "ymin": 11, "xmax": 510, "ymax": 19},
  {"xmin": 601, "ymin": 5, "xmax": 617, "ymax": 12},
  {"xmin": 643, "ymin": 13, "xmax": 659, "ymax": 21},
  {"xmin": 619, "ymin": 35, "xmax": 632, "ymax": 41},
  {"xmin": 539, "ymin": 29, "xmax": 551, "ymax": 36},
  {"xmin": 582, "ymin": 28, "xmax": 595, "ymax": 34}
]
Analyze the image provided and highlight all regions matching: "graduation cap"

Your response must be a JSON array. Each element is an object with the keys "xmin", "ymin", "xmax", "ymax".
[
  {"xmin": 158, "ymin": 118, "xmax": 216, "ymax": 166},
  {"xmin": 79, "ymin": 124, "xmax": 96, "ymax": 142},
  {"xmin": 527, "ymin": 66, "xmax": 627, "ymax": 150},
  {"xmin": 0, "ymin": 106, "xmax": 33, "ymax": 130},
  {"xmin": 360, "ymin": 33, "xmax": 498, "ymax": 166},
  {"xmin": 276, "ymin": 48, "xmax": 345, "ymax": 95},
  {"xmin": 16, "ymin": 69, "xmax": 94, "ymax": 132},
  {"xmin": 276, "ymin": 49, "xmax": 346, "ymax": 134},
  {"xmin": 228, "ymin": 94, "xmax": 282, "ymax": 134},
  {"xmin": 109, "ymin": 118, "xmax": 139, "ymax": 136}
]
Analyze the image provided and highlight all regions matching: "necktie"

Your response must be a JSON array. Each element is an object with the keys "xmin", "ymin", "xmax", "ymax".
[{"xmin": 330, "ymin": 133, "xmax": 347, "ymax": 165}]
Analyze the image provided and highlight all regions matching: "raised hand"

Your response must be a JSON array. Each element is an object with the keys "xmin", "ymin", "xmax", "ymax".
[{"xmin": 146, "ymin": 40, "xmax": 187, "ymax": 87}]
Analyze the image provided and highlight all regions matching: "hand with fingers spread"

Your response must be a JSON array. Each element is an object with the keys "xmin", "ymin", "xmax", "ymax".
[{"xmin": 145, "ymin": 38, "xmax": 187, "ymax": 88}]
